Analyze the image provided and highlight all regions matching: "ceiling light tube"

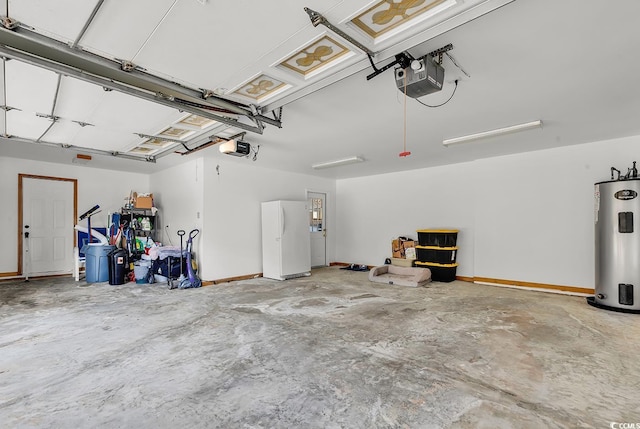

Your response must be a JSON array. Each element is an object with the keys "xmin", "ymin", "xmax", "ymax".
[
  {"xmin": 312, "ymin": 156, "xmax": 364, "ymax": 170},
  {"xmin": 443, "ymin": 120, "xmax": 543, "ymax": 146}
]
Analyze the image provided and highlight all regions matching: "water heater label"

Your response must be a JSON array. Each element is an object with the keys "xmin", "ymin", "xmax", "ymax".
[
  {"xmin": 595, "ymin": 184, "xmax": 600, "ymax": 223},
  {"xmin": 615, "ymin": 190, "xmax": 638, "ymax": 200}
]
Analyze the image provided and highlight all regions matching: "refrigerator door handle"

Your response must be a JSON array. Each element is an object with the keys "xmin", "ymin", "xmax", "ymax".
[{"xmin": 281, "ymin": 206, "xmax": 285, "ymax": 236}]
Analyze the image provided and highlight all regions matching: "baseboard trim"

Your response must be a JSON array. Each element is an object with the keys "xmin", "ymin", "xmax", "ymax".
[
  {"xmin": 473, "ymin": 276, "xmax": 593, "ymax": 296},
  {"xmin": 330, "ymin": 262, "xmax": 374, "ymax": 269},
  {"xmin": 199, "ymin": 269, "xmax": 593, "ymax": 297},
  {"xmin": 0, "ymin": 273, "xmax": 73, "ymax": 283},
  {"xmin": 0, "ymin": 272, "xmax": 19, "ymax": 278},
  {"xmin": 205, "ymin": 273, "xmax": 263, "ymax": 286}
]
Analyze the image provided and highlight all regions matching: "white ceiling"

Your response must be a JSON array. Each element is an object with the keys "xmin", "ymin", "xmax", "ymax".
[{"xmin": 0, "ymin": 0, "xmax": 639, "ymax": 179}]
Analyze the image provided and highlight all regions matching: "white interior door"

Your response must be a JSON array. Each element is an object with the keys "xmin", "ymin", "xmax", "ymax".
[
  {"xmin": 308, "ymin": 192, "xmax": 327, "ymax": 268},
  {"xmin": 22, "ymin": 177, "xmax": 75, "ymax": 276}
]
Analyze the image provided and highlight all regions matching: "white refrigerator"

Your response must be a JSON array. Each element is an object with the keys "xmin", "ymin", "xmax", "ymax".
[{"xmin": 261, "ymin": 200, "xmax": 311, "ymax": 280}]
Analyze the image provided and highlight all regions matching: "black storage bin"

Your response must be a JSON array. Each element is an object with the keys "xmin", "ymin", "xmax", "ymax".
[
  {"xmin": 417, "ymin": 229, "xmax": 458, "ymax": 247},
  {"xmin": 414, "ymin": 261, "xmax": 458, "ymax": 282},
  {"xmin": 416, "ymin": 246, "xmax": 457, "ymax": 264},
  {"xmin": 108, "ymin": 248, "xmax": 128, "ymax": 285}
]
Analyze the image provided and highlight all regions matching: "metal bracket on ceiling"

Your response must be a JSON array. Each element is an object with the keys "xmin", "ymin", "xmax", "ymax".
[
  {"xmin": 201, "ymin": 89, "xmax": 215, "ymax": 99},
  {"xmin": 427, "ymin": 43, "xmax": 453, "ymax": 65},
  {"xmin": 35, "ymin": 112, "xmax": 60, "ymax": 122},
  {"xmin": 366, "ymin": 43, "xmax": 454, "ymax": 81},
  {"xmin": 273, "ymin": 106, "xmax": 283, "ymax": 122},
  {"xmin": 119, "ymin": 60, "xmax": 137, "ymax": 72},
  {"xmin": 0, "ymin": 16, "xmax": 19, "ymax": 30},
  {"xmin": 121, "ymin": 61, "xmax": 135, "ymax": 72},
  {"xmin": 211, "ymin": 132, "xmax": 246, "ymax": 142},
  {"xmin": 0, "ymin": 105, "xmax": 20, "ymax": 112},
  {"xmin": 72, "ymin": 120, "xmax": 94, "ymax": 127},
  {"xmin": 304, "ymin": 7, "xmax": 375, "ymax": 57},
  {"xmin": 156, "ymin": 92, "xmax": 175, "ymax": 102},
  {"xmin": 366, "ymin": 52, "xmax": 413, "ymax": 81}
]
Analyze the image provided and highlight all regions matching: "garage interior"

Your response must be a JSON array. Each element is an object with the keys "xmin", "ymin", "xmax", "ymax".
[{"xmin": 1, "ymin": 0, "xmax": 640, "ymax": 427}]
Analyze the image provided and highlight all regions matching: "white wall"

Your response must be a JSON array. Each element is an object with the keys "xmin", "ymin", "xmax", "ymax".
[
  {"xmin": 335, "ymin": 163, "xmax": 476, "ymax": 276},
  {"xmin": 5, "ymin": 133, "xmax": 637, "ymax": 287},
  {"xmin": 0, "ymin": 156, "xmax": 149, "ymax": 274},
  {"xmin": 200, "ymin": 157, "xmax": 336, "ymax": 281},
  {"xmin": 149, "ymin": 156, "xmax": 336, "ymax": 281},
  {"xmin": 335, "ymin": 134, "xmax": 640, "ymax": 289},
  {"xmin": 149, "ymin": 158, "xmax": 204, "ymax": 245},
  {"xmin": 473, "ymin": 135, "xmax": 639, "ymax": 288}
]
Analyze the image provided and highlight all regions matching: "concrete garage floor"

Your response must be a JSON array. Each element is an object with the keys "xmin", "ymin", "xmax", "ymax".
[{"xmin": 0, "ymin": 267, "xmax": 638, "ymax": 428}]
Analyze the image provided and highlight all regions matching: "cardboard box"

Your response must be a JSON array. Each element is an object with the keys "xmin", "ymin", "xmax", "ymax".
[
  {"xmin": 403, "ymin": 240, "xmax": 415, "ymax": 249},
  {"xmin": 392, "ymin": 239, "xmax": 404, "ymax": 258},
  {"xmin": 392, "ymin": 239, "xmax": 416, "ymax": 259},
  {"xmin": 133, "ymin": 192, "xmax": 153, "ymax": 209}
]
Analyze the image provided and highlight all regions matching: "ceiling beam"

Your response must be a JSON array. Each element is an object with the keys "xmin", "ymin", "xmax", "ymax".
[
  {"xmin": 0, "ymin": 134, "xmax": 156, "ymax": 163},
  {"xmin": 0, "ymin": 21, "xmax": 281, "ymax": 133}
]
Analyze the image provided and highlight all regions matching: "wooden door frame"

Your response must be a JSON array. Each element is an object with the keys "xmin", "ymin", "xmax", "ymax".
[{"xmin": 17, "ymin": 174, "xmax": 78, "ymax": 276}]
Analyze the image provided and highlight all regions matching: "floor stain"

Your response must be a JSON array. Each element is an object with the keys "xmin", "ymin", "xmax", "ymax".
[
  {"xmin": 232, "ymin": 307, "xmax": 263, "ymax": 314},
  {"xmin": 293, "ymin": 298, "xmax": 329, "ymax": 308},
  {"xmin": 350, "ymin": 293, "xmax": 379, "ymax": 300}
]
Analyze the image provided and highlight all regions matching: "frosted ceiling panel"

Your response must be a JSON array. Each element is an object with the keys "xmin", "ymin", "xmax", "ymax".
[
  {"xmin": 42, "ymin": 120, "xmax": 83, "ymax": 144},
  {"xmin": 5, "ymin": 60, "xmax": 59, "ymax": 115},
  {"xmin": 53, "ymin": 77, "xmax": 107, "ymax": 124},
  {"xmin": 6, "ymin": 110, "xmax": 53, "ymax": 140},
  {"xmin": 89, "ymin": 91, "xmax": 181, "ymax": 135},
  {"xmin": 67, "ymin": 124, "xmax": 141, "ymax": 152},
  {"xmin": 8, "ymin": 0, "xmax": 101, "ymax": 43},
  {"xmin": 80, "ymin": 0, "xmax": 178, "ymax": 60},
  {"xmin": 134, "ymin": 0, "xmax": 342, "ymax": 89}
]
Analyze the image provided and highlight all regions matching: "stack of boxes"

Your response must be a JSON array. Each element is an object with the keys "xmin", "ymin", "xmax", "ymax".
[
  {"xmin": 391, "ymin": 237, "xmax": 416, "ymax": 267},
  {"xmin": 414, "ymin": 229, "xmax": 459, "ymax": 282}
]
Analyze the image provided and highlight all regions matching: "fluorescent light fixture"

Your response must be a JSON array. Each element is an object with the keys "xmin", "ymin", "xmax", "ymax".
[
  {"xmin": 443, "ymin": 120, "xmax": 543, "ymax": 146},
  {"xmin": 312, "ymin": 156, "xmax": 364, "ymax": 170}
]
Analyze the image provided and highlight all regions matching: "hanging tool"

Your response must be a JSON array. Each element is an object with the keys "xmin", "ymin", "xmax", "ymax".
[
  {"xmin": 79, "ymin": 204, "xmax": 100, "ymax": 221},
  {"xmin": 79, "ymin": 204, "xmax": 101, "ymax": 244}
]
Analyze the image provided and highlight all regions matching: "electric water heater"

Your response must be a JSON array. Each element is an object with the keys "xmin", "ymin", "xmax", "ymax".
[{"xmin": 591, "ymin": 178, "xmax": 640, "ymax": 313}]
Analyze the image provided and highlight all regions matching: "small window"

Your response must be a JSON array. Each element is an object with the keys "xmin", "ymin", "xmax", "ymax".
[{"xmin": 309, "ymin": 198, "xmax": 323, "ymax": 232}]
